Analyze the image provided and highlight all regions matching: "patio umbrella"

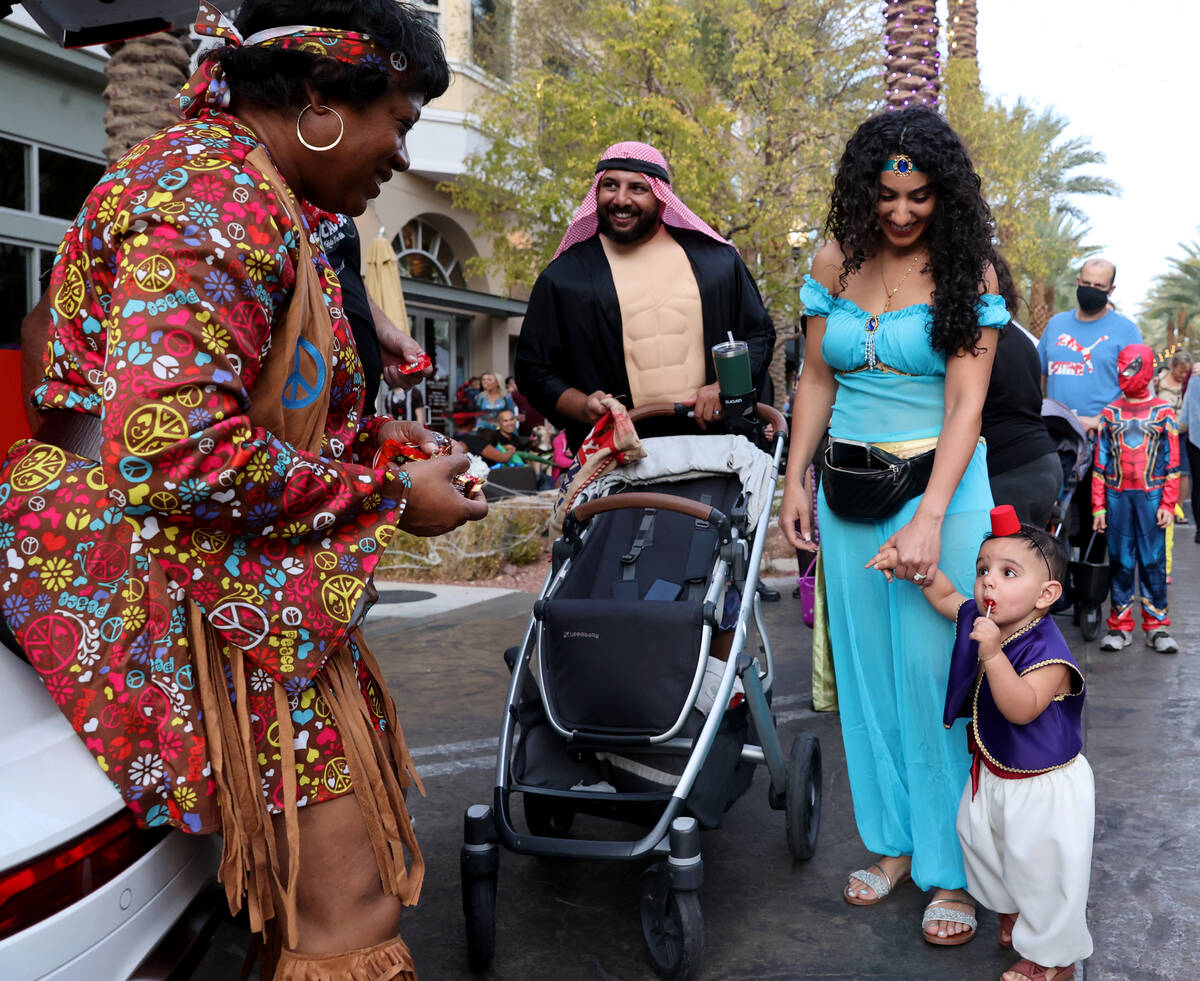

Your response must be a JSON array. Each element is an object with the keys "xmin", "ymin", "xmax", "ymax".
[{"xmin": 364, "ymin": 229, "xmax": 410, "ymax": 332}]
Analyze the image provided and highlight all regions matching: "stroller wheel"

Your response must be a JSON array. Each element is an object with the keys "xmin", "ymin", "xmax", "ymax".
[
  {"xmin": 639, "ymin": 864, "xmax": 704, "ymax": 980},
  {"xmin": 786, "ymin": 733, "xmax": 822, "ymax": 861},
  {"xmin": 462, "ymin": 873, "xmax": 497, "ymax": 971},
  {"xmin": 524, "ymin": 792, "xmax": 575, "ymax": 837},
  {"xmin": 1079, "ymin": 604, "xmax": 1103, "ymax": 642},
  {"xmin": 461, "ymin": 804, "xmax": 498, "ymax": 971}
]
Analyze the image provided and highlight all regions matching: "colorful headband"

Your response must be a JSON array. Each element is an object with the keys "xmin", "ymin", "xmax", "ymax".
[
  {"xmin": 595, "ymin": 157, "xmax": 671, "ymax": 183},
  {"xmin": 989, "ymin": 505, "xmax": 1053, "ymax": 578},
  {"xmin": 174, "ymin": 2, "xmax": 413, "ymax": 119},
  {"xmin": 881, "ymin": 155, "xmax": 920, "ymax": 176}
]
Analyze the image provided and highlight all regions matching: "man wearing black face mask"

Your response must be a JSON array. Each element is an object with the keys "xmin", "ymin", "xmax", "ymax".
[
  {"xmin": 1038, "ymin": 258, "xmax": 1142, "ymax": 555},
  {"xmin": 1037, "ymin": 258, "xmax": 1142, "ymax": 434}
]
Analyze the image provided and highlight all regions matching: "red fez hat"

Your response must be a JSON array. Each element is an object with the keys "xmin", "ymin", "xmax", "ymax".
[{"xmin": 990, "ymin": 504, "xmax": 1021, "ymax": 537}]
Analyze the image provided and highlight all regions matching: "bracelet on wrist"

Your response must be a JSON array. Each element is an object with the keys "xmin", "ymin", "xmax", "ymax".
[{"xmin": 978, "ymin": 650, "xmax": 1002, "ymax": 664}]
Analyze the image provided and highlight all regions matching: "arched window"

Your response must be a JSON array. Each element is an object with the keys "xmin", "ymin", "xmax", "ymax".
[{"xmin": 392, "ymin": 219, "xmax": 467, "ymax": 289}]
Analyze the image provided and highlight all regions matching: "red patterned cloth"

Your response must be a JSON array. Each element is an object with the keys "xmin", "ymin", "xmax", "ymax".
[
  {"xmin": 553, "ymin": 141, "xmax": 730, "ymax": 258},
  {"xmin": 548, "ymin": 398, "xmax": 645, "ymax": 537},
  {"xmin": 1, "ymin": 109, "xmax": 408, "ymax": 832}
]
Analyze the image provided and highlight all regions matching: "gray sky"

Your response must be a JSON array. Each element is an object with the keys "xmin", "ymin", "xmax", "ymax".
[{"xmin": 969, "ymin": 0, "xmax": 1200, "ymax": 320}]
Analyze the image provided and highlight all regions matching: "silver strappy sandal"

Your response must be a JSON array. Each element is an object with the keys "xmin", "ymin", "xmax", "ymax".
[
  {"xmin": 922, "ymin": 897, "xmax": 977, "ymax": 946},
  {"xmin": 843, "ymin": 861, "xmax": 910, "ymax": 906}
]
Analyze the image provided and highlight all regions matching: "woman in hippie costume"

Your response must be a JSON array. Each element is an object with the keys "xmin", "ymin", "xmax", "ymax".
[
  {"xmin": 0, "ymin": 2, "xmax": 486, "ymax": 976},
  {"xmin": 779, "ymin": 106, "xmax": 1006, "ymax": 947}
]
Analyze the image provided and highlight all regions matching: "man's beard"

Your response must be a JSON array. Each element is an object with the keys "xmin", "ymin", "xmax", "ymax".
[{"xmin": 597, "ymin": 204, "xmax": 660, "ymax": 244}]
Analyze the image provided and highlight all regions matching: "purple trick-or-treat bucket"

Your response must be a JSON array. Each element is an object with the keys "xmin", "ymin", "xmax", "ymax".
[{"xmin": 797, "ymin": 554, "xmax": 817, "ymax": 628}]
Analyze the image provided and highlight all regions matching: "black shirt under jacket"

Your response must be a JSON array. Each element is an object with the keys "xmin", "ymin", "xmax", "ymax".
[
  {"xmin": 514, "ymin": 227, "xmax": 776, "ymax": 452},
  {"xmin": 981, "ymin": 324, "xmax": 1057, "ymax": 476}
]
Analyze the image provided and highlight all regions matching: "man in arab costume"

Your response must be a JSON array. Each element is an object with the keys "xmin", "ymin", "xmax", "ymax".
[{"xmin": 514, "ymin": 141, "xmax": 775, "ymax": 453}]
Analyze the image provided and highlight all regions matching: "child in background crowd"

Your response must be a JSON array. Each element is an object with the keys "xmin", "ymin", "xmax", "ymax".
[
  {"xmin": 868, "ymin": 505, "xmax": 1093, "ymax": 981},
  {"xmin": 1092, "ymin": 343, "xmax": 1181, "ymax": 653}
]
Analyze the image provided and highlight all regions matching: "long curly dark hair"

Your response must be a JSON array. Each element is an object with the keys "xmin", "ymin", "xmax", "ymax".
[{"xmin": 825, "ymin": 107, "xmax": 995, "ymax": 356}]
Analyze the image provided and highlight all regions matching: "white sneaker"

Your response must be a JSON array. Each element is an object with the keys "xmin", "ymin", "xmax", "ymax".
[
  {"xmin": 1147, "ymin": 630, "xmax": 1179, "ymax": 654},
  {"xmin": 1099, "ymin": 630, "xmax": 1132, "ymax": 651}
]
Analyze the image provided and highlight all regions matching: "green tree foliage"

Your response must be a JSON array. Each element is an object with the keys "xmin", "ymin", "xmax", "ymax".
[
  {"xmin": 1141, "ymin": 234, "xmax": 1200, "ymax": 349},
  {"xmin": 447, "ymin": 0, "xmax": 881, "ymax": 324},
  {"xmin": 944, "ymin": 61, "xmax": 1116, "ymax": 305}
]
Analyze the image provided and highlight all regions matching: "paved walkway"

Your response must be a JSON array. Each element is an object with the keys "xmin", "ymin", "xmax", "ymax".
[{"xmin": 195, "ymin": 524, "xmax": 1200, "ymax": 979}]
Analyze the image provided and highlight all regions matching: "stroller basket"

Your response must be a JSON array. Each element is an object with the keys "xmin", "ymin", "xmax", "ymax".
[
  {"xmin": 539, "ymin": 598, "xmax": 704, "ymax": 736},
  {"xmin": 538, "ymin": 473, "xmax": 742, "ymax": 742}
]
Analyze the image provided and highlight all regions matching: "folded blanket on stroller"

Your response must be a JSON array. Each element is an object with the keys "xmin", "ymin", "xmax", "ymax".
[{"xmin": 568, "ymin": 434, "xmax": 775, "ymax": 526}]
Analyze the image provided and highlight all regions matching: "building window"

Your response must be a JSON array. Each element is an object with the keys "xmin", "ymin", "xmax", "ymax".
[
  {"xmin": 393, "ymin": 219, "xmax": 467, "ymax": 289},
  {"xmin": 38, "ymin": 147, "xmax": 105, "ymax": 221},
  {"xmin": 471, "ymin": 0, "xmax": 512, "ymax": 79},
  {"xmin": 0, "ymin": 135, "xmax": 103, "ymax": 221},
  {"xmin": 0, "ymin": 134, "xmax": 105, "ymax": 344},
  {"xmin": 0, "ymin": 137, "xmax": 29, "ymax": 212}
]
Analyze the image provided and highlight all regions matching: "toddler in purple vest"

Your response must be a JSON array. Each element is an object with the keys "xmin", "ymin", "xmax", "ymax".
[{"xmin": 868, "ymin": 505, "xmax": 1093, "ymax": 981}]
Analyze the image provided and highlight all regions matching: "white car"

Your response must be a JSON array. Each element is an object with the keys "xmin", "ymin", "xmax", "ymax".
[{"xmin": 0, "ymin": 647, "xmax": 222, "ymax": 980}]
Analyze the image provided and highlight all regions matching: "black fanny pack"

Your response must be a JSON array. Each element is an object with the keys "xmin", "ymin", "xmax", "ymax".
[{"xmin": 821, "ymin": 438, "xmax": 936, "ymax": 521}]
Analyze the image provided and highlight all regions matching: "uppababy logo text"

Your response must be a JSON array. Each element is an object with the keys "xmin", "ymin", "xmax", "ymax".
[{"xmin": 562, "ymin": 630, "xmax": 600, "ymax": 640}]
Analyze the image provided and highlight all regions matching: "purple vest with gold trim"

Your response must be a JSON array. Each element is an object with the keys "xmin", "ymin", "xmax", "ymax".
[{"xmin": 943, "ymin": 599, "xmax": 1085, "ymax": 774}]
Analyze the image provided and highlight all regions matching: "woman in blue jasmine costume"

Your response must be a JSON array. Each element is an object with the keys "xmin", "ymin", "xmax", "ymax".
[{"xmin": 780, "ymin": 106, "xmax": 1008, "ymax": 947}]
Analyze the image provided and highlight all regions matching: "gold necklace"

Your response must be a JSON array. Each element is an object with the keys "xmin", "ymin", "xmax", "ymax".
[{"xmin": 865, "ymin": 253, "xmax": 923, "ymax": 370}]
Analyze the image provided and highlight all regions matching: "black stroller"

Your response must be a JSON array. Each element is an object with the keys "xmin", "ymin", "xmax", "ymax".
[
  {"xmin": 1042, "ymin": 398, "xmax": 1108, "ymax": 640},
  {"xmin": 460, "ymin": 404, "xmax": 822, "ymax": 980}
]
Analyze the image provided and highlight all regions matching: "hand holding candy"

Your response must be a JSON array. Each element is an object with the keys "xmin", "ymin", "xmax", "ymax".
[
  {"xmin": 374, "ymin": 433, "xmax": 485, "ymax": 497},
  {"xmin": 398, "ymin": 352, "xmax": 433, "ymax": 375}
]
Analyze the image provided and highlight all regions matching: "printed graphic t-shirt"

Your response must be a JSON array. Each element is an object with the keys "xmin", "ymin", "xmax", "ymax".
[{"xmin": 1037, "ymin": 308, "xmax": 1142, "ymax": 416}]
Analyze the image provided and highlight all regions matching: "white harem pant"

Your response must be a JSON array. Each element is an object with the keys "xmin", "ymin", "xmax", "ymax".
[{"xmin": 956, "ymin": 755, "xmax": 1094, "ymax": 966}]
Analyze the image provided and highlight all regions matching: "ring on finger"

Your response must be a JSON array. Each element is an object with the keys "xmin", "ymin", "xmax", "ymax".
[{"xmin": 912, "ymin": 572, "xmax": 926, "ymax": 583}]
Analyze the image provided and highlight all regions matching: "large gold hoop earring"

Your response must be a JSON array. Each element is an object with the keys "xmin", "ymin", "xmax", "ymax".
[{"xmin": 296, "ymin": 104, "xmax": 344, "ymax": 152}]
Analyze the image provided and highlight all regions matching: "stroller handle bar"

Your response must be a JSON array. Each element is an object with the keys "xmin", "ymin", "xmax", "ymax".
[
  {"xmin": 569, "ymin": 492, "xmax": 732, "ymax": 545},
  {"xmin": 629, "ymin": 401, "xmax": 788, "ymax": 438}
]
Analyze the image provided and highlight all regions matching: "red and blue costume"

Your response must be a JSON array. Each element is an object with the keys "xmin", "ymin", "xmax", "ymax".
[{"xmin": 1091, "ymin": 345, "xmax": 1180, "ymax": 632}]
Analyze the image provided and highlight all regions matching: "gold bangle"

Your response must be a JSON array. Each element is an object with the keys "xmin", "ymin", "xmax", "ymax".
[{"xmin": 978, "ymin": 651, "xmax": 1002, "ymax": 664}]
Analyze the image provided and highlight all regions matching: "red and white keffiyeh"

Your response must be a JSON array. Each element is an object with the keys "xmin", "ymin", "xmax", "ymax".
[{"xmin": 553, "ymin": 141, "xmax": 731, "ymax": 259}]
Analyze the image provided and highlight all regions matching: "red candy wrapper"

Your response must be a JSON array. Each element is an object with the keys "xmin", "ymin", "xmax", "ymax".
[
  {"xmin": 372, "ymin": 434, "xmax": 484, "ymax": 497},
  {"xmin": 398, "ymin": 353, "xmax": 432, "ymax": 375}
]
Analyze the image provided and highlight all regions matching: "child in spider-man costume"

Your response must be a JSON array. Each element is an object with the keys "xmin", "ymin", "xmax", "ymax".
[{"xmin": 1092, "ymin": 343, "xmax": 1182, "ymax": 653}]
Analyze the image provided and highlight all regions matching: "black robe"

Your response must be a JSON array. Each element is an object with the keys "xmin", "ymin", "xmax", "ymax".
[{"xmin": 514, "ymin": 227, "xmax": 776, "ymax": 451}]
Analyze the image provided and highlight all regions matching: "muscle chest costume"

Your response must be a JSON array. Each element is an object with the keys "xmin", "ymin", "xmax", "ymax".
[
  {"xmin": 1091, "ymin": 343, "xmax": 1181, "ymax": 632},
  {"xmin": 945, "ymin": 599, "xmax": 1094, "ymax": 968}
]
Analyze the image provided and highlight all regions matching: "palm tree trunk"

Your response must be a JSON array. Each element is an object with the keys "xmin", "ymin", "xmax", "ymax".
[
  {"xmin": 102, "ymin": 31, "xmax": 193, "ymax": 164},
  {"xmin": 883, "ymin": 1, "xmax": 941, "ymax": 109},
  {"xmin": 947, "ymin": 1, "xmax": 977, "ymax": 69},
  {"xmin": 1029, "ymin": 281, "xmax": 1055, "ymax": 337},
  {"xmin": 944, "ymin": 0, "xmax": 981, "ymax": 117}
]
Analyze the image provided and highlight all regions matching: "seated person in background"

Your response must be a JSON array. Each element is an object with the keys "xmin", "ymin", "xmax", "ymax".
[{"xmin": 460, "ymin": 410, "xmax": 553, "ymax": 489}]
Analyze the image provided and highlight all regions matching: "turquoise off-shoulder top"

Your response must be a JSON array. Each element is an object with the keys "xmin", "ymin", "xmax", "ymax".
[{"xmin": 800, "ymin": 274, "xmax": 1009, "ymax": 442}]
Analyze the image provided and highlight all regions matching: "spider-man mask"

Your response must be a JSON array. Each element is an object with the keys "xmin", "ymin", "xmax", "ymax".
[{"xmin": 1117, "ymin": 343, "xmax": 1154, "ymax": 399}]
